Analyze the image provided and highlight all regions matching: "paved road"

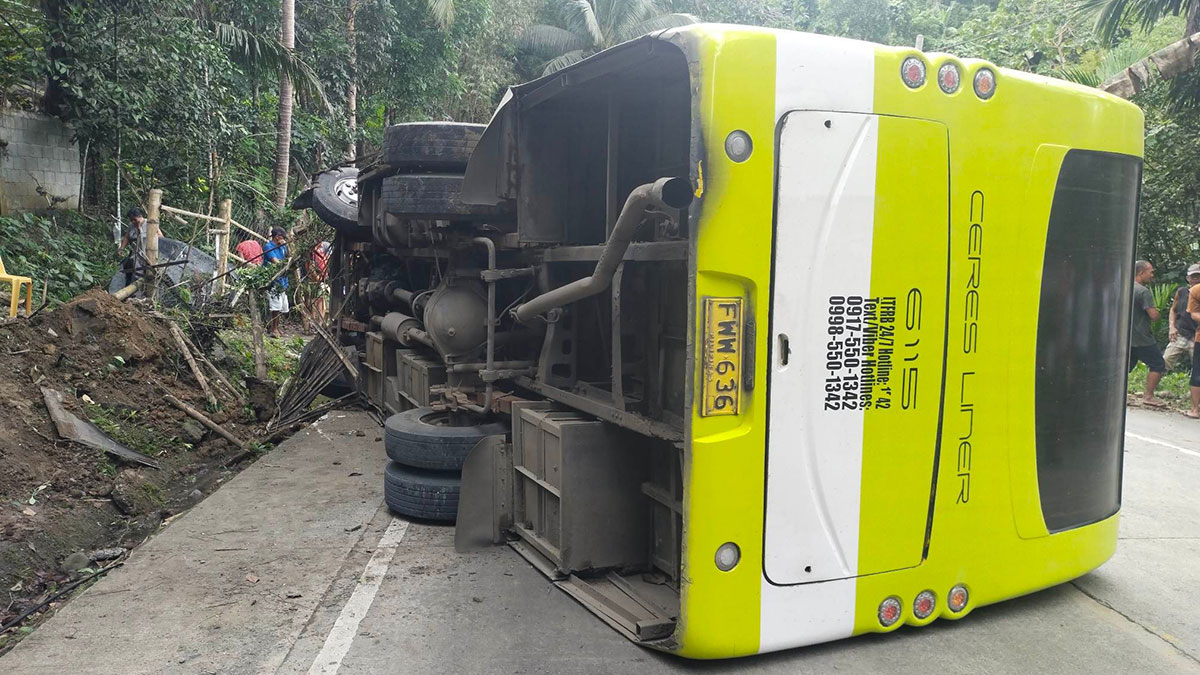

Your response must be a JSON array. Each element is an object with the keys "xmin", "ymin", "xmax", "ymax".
[{"xmin": 4, "ymin": 407, "xmax": 1200, "ymax": 674}]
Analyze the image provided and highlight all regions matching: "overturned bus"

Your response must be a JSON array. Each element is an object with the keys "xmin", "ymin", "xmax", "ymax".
[{"xmin": 308, "ymin": 24, "xmax": 1143, "ymax": 659}]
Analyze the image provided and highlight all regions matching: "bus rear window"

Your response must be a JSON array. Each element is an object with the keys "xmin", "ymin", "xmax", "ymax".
[{"xmin": 1035, "ymin": 150, "xmax": 1141, "ymax": 533}]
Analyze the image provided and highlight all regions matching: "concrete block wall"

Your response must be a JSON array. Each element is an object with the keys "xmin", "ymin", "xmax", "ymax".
[{"xmin": 0, "ymin": 110, "xmax": 81, "ymax": 214}]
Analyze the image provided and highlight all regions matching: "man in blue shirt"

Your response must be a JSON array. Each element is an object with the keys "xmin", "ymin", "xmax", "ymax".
[{"xmin": 263, "ymin": 227, "xmax": 290, "ymax": 338}]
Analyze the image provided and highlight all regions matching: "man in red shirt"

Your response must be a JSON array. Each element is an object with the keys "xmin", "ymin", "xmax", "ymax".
[{"xmin": 235, "ymin": 237, "xmax": 264, "ymax": 266}]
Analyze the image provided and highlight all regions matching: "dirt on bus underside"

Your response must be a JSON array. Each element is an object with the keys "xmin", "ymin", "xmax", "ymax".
[{"xmin": 0, "ymin": 290, "xmax": 287, "ymax": 651}]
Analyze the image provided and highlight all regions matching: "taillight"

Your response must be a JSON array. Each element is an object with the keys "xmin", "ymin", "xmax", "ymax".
[
  {"xmin": 913, "ymin": 590, "xmax": 936, "ymax": 619},
  {"xmin": 937, "ymin": 63, "xmax": 961, "ymax": 94},
  {"xmin": 948, "ymin": 584, "xmax": 970, "ymax": 612},
  {"xmin": 901, "ymin": 57, "xmax": 926, "ymax": 89},
  {"xmin": 973, "ymin": 68, "xmax": 996, "ymax": 100},
  {"xmin": 878, "ymin": 596, "xmax": 903, "ymax": 627}
]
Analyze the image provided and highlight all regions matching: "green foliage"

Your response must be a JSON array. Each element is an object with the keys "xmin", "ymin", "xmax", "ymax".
[
  {"xmin": 1081, "ymin": 0, "xmax": 1199, "ymax": 41},
  {"xmin": 521, "ymin": 0, "xmax": 698, "ymax": 74},
  {"xmin": 218, "ymin": 329, "xmax": 306, "ymax": 383},
  {"xmin": 0, "ymin": 212, "xmax": 116, "ymax": 302},
  {"xmin": 1134, "ymin": 71, "xmax": 1200, "ymax": 281},
  {"xmin": 1152, "ymin": 281, "xmax": 1176, "ymax": 312},
  {"xmin": 85, "ymin": 402, "xmax": 187, "ymax": 458},
  {"xmin": 1129, "ymin": 362, "xmax": 1191, "ymax": 400}
]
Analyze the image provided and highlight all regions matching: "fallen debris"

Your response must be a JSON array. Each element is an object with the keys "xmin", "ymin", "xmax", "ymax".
[
  {"xmin": 40, "ymin": 387, "xmax": 160, "ymax": 469},
  {"xmin": 0, "ymin": 561, "xmax": 124, "ymax": 634},
  {"xmin": 168, "ymin": 322, "xmax": 216, "ymax": 407},
  {"xmin": 161, "ymin": 392, "xmax": 251, "ymax": 451},
  {"xmin": 88, "ymin": 547, "xmax": 126, "ymax": 562}
]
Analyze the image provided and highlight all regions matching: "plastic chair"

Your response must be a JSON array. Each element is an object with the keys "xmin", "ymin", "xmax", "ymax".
[{"xmin": 0, "ymin": 254, "xmax": 33, "ymax": 317}]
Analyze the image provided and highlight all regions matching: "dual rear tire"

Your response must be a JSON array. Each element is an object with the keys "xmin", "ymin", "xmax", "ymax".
[
  {"xmin": 370, "ymin": 124, "xmax": 510, "ymax": 522},
  {"xmin": 381, "ymin": 407, "xmax": 506, "ymax": 522}
]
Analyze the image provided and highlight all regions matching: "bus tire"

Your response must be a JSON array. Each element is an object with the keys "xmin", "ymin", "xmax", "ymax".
[
  {"xmin": 383, "ymin": 462, "xmax": 460, "ymax": 522},
  {"xmin": 384, "ymin": 407, "xmax": 507, "ymax": 471},
  {"xmin": 312, "ymin": 166, "xmax": 359, "ymax": 229},
  {"xmin": 380, "ymin": 174, "xmax": 513, "ymax": 222},
  {"xmin": 381, "ymin": 122, "xmax": 484, "ymax": 172}
]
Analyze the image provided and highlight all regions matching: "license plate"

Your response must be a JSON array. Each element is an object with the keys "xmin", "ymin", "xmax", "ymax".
[{"xmin": 702, "ymin": 297, "xmax": 743, "ymax": 416}]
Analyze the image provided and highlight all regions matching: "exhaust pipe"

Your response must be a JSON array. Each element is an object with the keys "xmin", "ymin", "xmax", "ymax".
[{"xmin": 513, "ymin": 177, "xmax": 693, "ymax": 322}]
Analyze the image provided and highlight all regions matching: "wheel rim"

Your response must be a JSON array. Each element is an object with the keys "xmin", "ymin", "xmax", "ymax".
[{"xmin": 333, "ymin": 176, "xmax": 358, "ymax": 206}]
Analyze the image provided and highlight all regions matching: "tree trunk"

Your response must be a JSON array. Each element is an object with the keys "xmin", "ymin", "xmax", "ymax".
[
  {"xmin": 346, "ymin": 0, "xmax": 358, "ymax": 162},
  {"xmin": 39, "ymin": 0, "xmax": 69, "ymax": 116},
  {"xmin": 272, "ymin": 0, "xmax": 296, "ymax": 209},
  {"xmin": 1188, "ymin": 2, "xmax": 1200, "ymax": 39},
  {"xmin": 1101, "ymin": 30, "xmax": 1200, "ymax": 99}
]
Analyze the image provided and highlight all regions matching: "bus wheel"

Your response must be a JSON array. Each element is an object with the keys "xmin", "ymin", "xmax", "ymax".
[
  {"xmin": 384, "ymin": 407, "xmax": 508, "ymax": 471},
  {"xmin": 380, "ymin": 174, "xmax": 514, "ymax": 222},
  {"xmin": 382, "ymin": 122, "xmax": 485, "ymax": 172},
  {"xmin": 383, "ymin": 462, "xmax": 460, "ymax": 522},
  {"xmin": 312, "ymin": 166, "xmax": 360, "ymax": 229}
]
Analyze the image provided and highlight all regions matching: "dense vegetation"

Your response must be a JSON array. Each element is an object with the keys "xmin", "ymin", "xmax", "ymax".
[{"xmin": 1, "ymin": 0, "xmax": 1197, "ymax": 282}]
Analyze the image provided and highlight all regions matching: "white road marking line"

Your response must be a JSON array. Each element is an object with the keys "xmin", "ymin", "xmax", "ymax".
[
  {"xmin": 1125, "ymin": 431, "xmax": 1200, "ymax": 459},
  {"xmin": 307, "ymin": 518, "xmax": 409, "ymax": 675}
]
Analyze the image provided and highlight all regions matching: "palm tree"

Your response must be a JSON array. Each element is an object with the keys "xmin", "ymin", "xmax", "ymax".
[
  {"xmin": 521, "ymin": 0, "xmax": 698, "ymax": 75},
  {"xmin": 272, "ymin": 0, "xmax": 295, "ymax": 209},
  {"xmin": 1077, "ymin": 0, "xmax": 1200, "ymax": 99},
  {"xmin": 1083, "ymin": 0, "xmax": 1199, "ymax": 41}
]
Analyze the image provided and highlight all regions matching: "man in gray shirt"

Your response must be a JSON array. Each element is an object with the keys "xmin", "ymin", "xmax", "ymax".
[
  {"xmin": 1130, "ymin": 260, "xmax": 1166, "ymax": 407},
  {"xmin": 118, "ymin": 207, "xmax": 148, "ymax": 287}
]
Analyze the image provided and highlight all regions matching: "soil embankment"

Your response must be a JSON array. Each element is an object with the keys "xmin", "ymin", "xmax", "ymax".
[{"xmin": 0, "ymin": 290, "xmax": 292, "ymax": 650}]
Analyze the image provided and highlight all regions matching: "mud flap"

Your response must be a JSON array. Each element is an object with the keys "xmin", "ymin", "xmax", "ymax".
[{"xmin": 453, "ymin": 434, "xmax": 511, "ymax": 552}]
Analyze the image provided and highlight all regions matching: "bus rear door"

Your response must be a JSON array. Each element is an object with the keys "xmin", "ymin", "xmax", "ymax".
[{"xmin": 764, "ymin": 110, "xmax": 950, "ymax": 585}]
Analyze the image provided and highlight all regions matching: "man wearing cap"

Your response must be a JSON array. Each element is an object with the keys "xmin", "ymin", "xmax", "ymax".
[
  {"xmin": 262, "ymin": 227, "xmax": 290, "ymax": 338},
  {"xmin": 1166, "ymin": 264, "xmax": 1200, "ymax": 371},
  {"xmin": 1130, "ymin": 260, "xmax": 1166, "ymax": 407}
]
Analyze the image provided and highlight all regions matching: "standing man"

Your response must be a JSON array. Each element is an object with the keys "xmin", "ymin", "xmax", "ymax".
[
  {"xmin": 263, "ymin": 227, "xmax": 290, "ymax": 338},
  {"xmin": 1166, "ymin": 264, "xmax": 1200, "ymax": 370},
  {"xmin": 1187, "ymin": 275, "xmax": 1200, "ymax": 418},
  {"xmin": 1130, "ymin": 260, "xmax": 1166, "ymax": 407},
  {"xmin": 118, "ymin": 207, "xmax": 148, "ymax": 287},
  {"xmin": 301, "ymin": 240, "xmax": 330, "ymax": 331}
]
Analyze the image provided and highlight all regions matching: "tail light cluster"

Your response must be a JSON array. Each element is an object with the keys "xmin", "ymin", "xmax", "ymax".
[
  {"xmin": 901, "ymin": 55, "xmax": 996, "ymax": 100},
  {"xmin": 876, "ymin": 584, "xmax": 970, "ymax": 628}
]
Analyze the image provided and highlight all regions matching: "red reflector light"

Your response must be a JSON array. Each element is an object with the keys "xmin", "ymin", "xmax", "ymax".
[
  {"xmin": 878, "ymin": 596, "xmax": 902, "ymax": 627},
  {"xmin": 973, "ymin": 68, "xmax": 996, "ymax": 100},
  {"xmin": 901, "ymin": 57, "xmax": 926, "ymax": 89},
  {"xmin": 948, "ymin": 584, "xmax": 970, "ymax": 612},
  {"xmin": 914, "ymin": 590, "xmax": 936, "ymax": 619},
  {"xmin": 937, "ymin": 63, "xmax": 961, "ymax": 94}
]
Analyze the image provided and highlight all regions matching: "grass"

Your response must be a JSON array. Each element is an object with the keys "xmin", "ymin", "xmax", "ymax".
[
  {"xmin": 85, "ymin": 404, "xmax": 187, "ymax": 458},
  {"xmin": 218, "ymin": 329, "xmax": 306, "ymax": 384},
  {"xmin": 139, "ymin": 482, "xmax": 164, "ymax": 504},
  {"xmin": 1128, "ymin": 362, "xmax": 1192, "ymax": 409}
]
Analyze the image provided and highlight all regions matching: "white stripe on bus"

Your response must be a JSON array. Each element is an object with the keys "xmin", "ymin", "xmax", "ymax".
[{"xmin": 759, "ymin": 29, "xmax": 877, "ymax": 655}]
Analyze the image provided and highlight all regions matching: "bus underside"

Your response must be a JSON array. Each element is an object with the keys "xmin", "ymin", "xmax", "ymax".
[{"xmin": 313, "ymin": 41, "xmax": 697, "ymax": 645}]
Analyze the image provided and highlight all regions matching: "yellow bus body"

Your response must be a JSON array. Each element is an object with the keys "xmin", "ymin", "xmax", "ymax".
[{"xmin": 671, "ymin": 24, "xmax": 1143, "ymax": 658}]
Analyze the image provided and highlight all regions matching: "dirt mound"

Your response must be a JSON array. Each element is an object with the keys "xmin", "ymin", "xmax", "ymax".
[{"xmin": 0, "ymin": 289, "xmax": 286, "ymax": 648}]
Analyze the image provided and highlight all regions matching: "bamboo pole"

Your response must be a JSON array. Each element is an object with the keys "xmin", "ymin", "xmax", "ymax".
[
  {"xmin": 145, "ymin": 189, "xmax": 162, "ymax": 303},
  {"xmin": 163, "ymin": 393, "xmax": 250, "ymax": 449},
  {"xmin": 112, "ymin": 282, "xmax": 138, "ymax": 301},
  {"xmin": 168, "ymin": 322, "xmax": 217, "ymax": 407},
  {"xmin": 247, "ymin": 289, "xmax": 268, "ymax": 379},
  {"xmin": 177, "ymin": 330, "xmax": 246, "ymax": 404},
  {"xmin": 216, "ymin": 199, "xmax": 232, "ymax": 294}
]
